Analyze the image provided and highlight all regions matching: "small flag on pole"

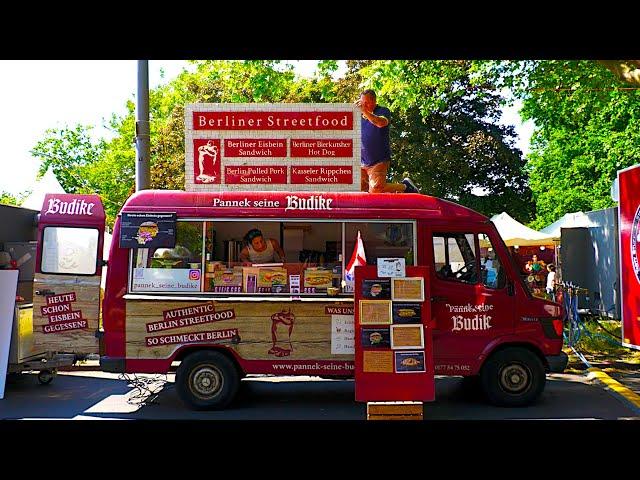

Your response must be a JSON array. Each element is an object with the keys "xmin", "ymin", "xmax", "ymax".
[{"xmin": 344, "ymin": 231, "xmax": 367, "ymax": 291}]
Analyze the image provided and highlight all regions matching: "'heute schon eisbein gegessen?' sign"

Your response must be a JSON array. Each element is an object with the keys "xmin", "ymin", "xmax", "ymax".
[{"xmin": 184, "ymin": 104, "xmax": 361, "ymax": 192}]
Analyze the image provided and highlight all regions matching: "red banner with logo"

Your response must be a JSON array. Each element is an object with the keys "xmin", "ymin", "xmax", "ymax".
[{"xmin": 619, "ymin": 164, "xmax": 640, "ymax": 349}]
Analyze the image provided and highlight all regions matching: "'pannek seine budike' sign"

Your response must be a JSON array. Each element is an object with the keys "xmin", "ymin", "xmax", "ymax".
[{"xmin": 184, "ymin": 103, "xmax": 361, "ymax": 192}]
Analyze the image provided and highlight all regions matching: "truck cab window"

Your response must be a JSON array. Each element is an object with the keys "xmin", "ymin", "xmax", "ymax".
[
  {"xmin": 479, "ymin": 234, "xmax": 506, "ymax": 289},
  {"xmin": 345, "ymin": 222, "xmax": 415, "ymax": 266},
  {"xmin": 433, "ymin": 233, "xmax": 477, "ymax": 284}
]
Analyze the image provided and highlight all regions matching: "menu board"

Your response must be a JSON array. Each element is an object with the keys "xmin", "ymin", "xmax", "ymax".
[
  {"xmin": 119, "ymin": 212, "xmax": 176, "ymax": 249},
  {"xmin": 390, "ymin": 324, "xmax": 424, "ymax": 349},
  {"xmin": 392, "ymin": 303, "xmax": 422, "ymax": 324},
  {"xmin": 391, "ymin": 277, "xmax": 425, "ymax": 301},
  {"xmin": 354, "ymin": 265, "xmax": 434, "ymax": 402},
  {"xmin": 359, "ymin": 300, "xmax": 392, "ymax": 325},
  {"xmin": 361, "ymin": 327, "xmax": 391, "ymax": 348},
  {"xmin": 363, "ymin": 350, "xmax": 394, "ymax": 373},
  {"xmin": 361, "ymin": 279, "xmax": 391, "ymax": 299}
]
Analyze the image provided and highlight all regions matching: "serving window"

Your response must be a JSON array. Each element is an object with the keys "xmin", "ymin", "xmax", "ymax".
[{"xmin": 129, "ymin": 219, "xmax": 415, "ymax": 297}]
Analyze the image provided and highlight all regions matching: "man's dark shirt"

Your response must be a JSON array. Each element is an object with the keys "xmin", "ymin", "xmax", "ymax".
[{"xmin": 361, "ymin": 105, "xmax": 391, "ymax": 167}]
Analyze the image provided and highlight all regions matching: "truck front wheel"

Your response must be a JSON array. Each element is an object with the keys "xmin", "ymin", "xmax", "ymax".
[
  {"xmin": 176, "ymin": 351, "xmax": 240, "ymax": 410},
  {"xmin": 480, "ymin": 347, "xmax": 545, "ymax": 407}
]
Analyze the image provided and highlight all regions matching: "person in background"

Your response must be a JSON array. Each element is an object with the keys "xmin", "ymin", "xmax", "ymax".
[
  {"xmin": 356, "ymin": 89, "xmax": 420, "ymax": 194},
  {"xmin": 239, "ymin": 228, "xmax": 285, "ymax": 264},
  {"xmin": 525, "ymin": 260, "xmax": 534, "ymax": 273},
  {"xmin": 530, "ymin": 254, "xmax": 543, "ymax": 272},
  {"xmin": 546, "ymin": 264, "xmax": 557, "ymax": 300}
]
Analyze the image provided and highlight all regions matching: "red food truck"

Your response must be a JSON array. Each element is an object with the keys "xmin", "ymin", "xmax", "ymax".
[{"xmin": 31, "ymin": 190, "xmax": 567, "ymax": 409}]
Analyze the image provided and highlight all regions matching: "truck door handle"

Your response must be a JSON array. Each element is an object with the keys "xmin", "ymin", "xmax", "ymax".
[
  {"xmin": 35, "ymin": 289, "xmax": 55, "ymax": 296},
  {"xmin": 430, "ymin": 295, "xmax": 447, "ymax": 302}
]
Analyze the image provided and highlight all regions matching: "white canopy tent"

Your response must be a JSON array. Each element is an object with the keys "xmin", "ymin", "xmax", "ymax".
[
  {"xmin": 489, "ymin": 212, "xmax": 556, "ymax": 247},
  {"xmin": 21, "ymin": 168, "xmax": 66, "ymax": 211},
  {"xmin": 540, "ymin": 211, "xmax": 596, "ymax": 239}
]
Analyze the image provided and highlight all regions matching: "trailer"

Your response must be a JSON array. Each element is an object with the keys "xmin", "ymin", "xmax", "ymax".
[
  {"xmin": 7, "ymin": 301, "xmax": 76, "ymax": 384},
  {"xmin": 0, "ymin": 205, "xmax": 77, "ymax": 390}
]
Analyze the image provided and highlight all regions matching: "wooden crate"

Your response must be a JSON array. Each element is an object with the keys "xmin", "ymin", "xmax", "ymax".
[{"xmin": 367, "ymin": 401, "xmax": 423, "ymax": 421}]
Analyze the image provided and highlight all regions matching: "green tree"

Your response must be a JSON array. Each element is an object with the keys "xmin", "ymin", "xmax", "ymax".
[
  {"xmin": 30, "ymin": 123, "xmax": 131, "ymax": 226},
  {"xmin": 31, "ymin": 124, "xmax": 106, "ymax": 193},
  {"xmin": 599, "ymin": 60, "xmax": 640, "ymax": 86},
  {"xmin": 0, "ymin": 190, "xmax": 30, "ymax": 206},
  {"xmin": 32, "ymin": 59, "xmax": 536, "ymax": 226},
  {"xmin": 493, "ymin": 60, "xmax": 640, "ymax": 228},
  {"xmin": 354, "ymin": 60, "xmax": 532, "ymax": 221}
]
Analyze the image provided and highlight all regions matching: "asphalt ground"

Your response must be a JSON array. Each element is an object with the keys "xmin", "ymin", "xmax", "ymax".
[{"xmin": 1, "ymin": 371, "xmax": 638, "ymax": 420}]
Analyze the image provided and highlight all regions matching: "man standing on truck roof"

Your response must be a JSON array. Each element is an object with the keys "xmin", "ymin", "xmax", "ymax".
[{"xmin": 357, "ymin": 89, "xmax": 420, "ymax": 194}]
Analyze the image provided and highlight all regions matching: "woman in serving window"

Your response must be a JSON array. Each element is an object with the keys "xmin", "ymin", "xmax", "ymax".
[{"xmin": 239, "ymin": 228, "xmax": 285, "ymax": 264}]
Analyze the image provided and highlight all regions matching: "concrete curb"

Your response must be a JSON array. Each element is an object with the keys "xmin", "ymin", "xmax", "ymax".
[{"xmin": 586, "ymin": 367, "xmax": 640, "ymax": 417}]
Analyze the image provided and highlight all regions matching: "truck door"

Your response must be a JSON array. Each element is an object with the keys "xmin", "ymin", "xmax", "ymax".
[
  {"xmin": 429, "ymin": 229, "xmax": 515, "ymax": 374},
  {"xmin": 32, "ymin": 194, "xmax": 106, "ymax": 355}
]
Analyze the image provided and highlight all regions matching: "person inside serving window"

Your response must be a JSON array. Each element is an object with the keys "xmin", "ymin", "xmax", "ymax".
[{"xmin": 239, "ymin": 228, "xmax": 285, "ymax": 264}]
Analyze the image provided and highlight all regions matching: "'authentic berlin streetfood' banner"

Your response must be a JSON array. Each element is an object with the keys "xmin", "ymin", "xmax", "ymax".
[{"xmin": 185, "ymin": 104, "xmax": 361, "ymax": 192}]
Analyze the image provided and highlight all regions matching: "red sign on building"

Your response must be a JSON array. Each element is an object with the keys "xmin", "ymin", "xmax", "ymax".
[
  {"xmin": 194, "ymin": 111, "xmax": 353, "ymax": 130},
  {"xmin": 225, "ymin": 166, "xmax": 288, "ymax": 184},
  {"xmin": 291, "ymin": 166, "xmax": 353, "ymax": 185},
  {"xmin": 193, "ymin": 139, "xmax": 221, "ymax": 184},
  {"xmin": 224, "ymin": 139, "xmax": 287, "ymax": 157},
  {"xmin": 290, "ymin": 139, "xmax": 353, "ymax": 157}
]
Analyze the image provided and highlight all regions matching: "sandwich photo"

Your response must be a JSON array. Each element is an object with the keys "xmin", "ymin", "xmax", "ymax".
[
  {"xmin": 305, "ymin": 276, "xmax": 331, "ymax": 286},
  {"xmin": 369, "ymin": 332, "xmax": 383, "ymax": 344},
  {"xmin": 260, "ymin": 270, "xmax": 287, "ymax": 285},
  {"xmin": 369, "ymin": 284, "xmax": 383, "ymax": 296},
  {"xmin": 400, "ymin": 357, "xmax": 422, "ymax": 367},
  {"xmin": 135, "ymin": 221, "xmax": 159, "ymax": 244}
]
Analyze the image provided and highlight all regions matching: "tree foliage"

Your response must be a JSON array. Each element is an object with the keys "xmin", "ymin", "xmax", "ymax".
[
  {"xmin": 599, "ymin": 60, "xmax": 640, "ymax": 86},
  {"xmin": 356, "ymin": 60, "xmax": 532, "ymax": 221},
  {"xmin": 32, "ymin": 60, "xmax": 534, "ymax": 226},
  {"xmin": 492, "ymin": 60, "xmax": 640, "ymax": 228},
  {"xmin": 0, "ymin": 190, "xmax": 29, "ymax": 206}
]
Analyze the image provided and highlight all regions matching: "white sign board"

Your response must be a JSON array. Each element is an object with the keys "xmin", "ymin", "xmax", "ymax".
[
  {"xmin": 0, "ymin": 270, "xmax": 19, "ymax": 399},
  {"xmin": 331, "ymin": 314, "xmax": 354, "ymax": 354},
  {"xmin": 377, "ymin": 257, "xmax": 406, "ymax": 278},
  {"xmin": 132, "ymin": 268, "xmax": 201, "ymax": 292}
]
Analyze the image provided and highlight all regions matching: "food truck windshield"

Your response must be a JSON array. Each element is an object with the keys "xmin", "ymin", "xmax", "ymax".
[{"xmin": 129, "ymin": 218, "xmax": 416, "ymax": 297}]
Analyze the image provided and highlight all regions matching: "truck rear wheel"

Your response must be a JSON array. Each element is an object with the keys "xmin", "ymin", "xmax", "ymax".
[
  {"xmin": 480, "ymin": 347, "xmax": 545, "ymax": 407},
  {"xmin": 176, "ymin": 351, "xmax": 240, "ymax": 410}
]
